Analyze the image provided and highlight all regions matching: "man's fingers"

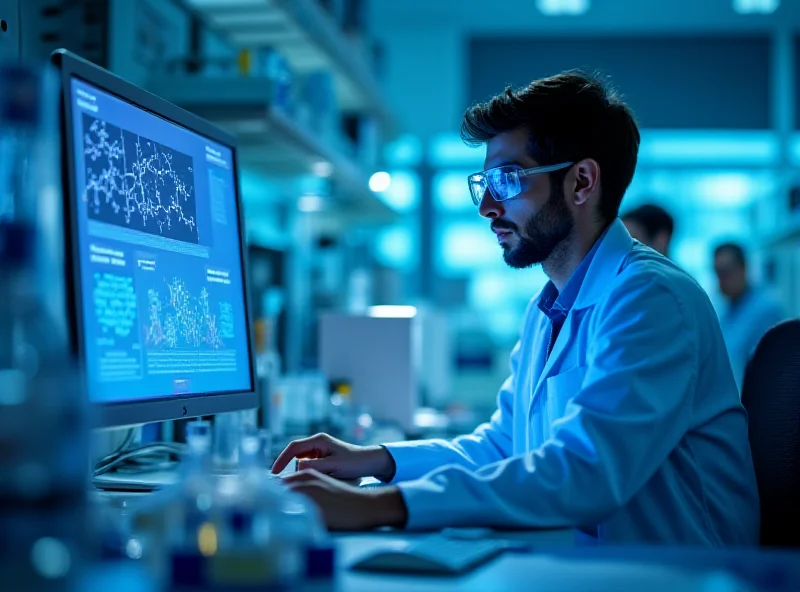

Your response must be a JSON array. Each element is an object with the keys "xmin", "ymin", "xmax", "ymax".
[
  {"xmin": 271, "ymin": 434, "xmax": 329, "ymax": 474},
  {"xmin": 283, "ymin": 468, "xmax": 327, "ymax": 484},
  {"xmin": 296, "ymin": 457, "xmax": 336, "ymax": 475},
  {"xmin": 271, "ymin": 442, "xmax": 303, "ymax": 474}
]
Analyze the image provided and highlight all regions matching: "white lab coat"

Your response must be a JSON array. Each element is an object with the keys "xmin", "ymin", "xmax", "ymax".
[{"xmin": 385, "ymin": 219, "xmax": 759, "ymax": 546}]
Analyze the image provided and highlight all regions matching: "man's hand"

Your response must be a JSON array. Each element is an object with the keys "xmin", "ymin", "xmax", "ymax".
[
  {"xmin": 271, "ymin": 433, "xmax": 394, "ymax": 481},
  {"xmin": 282, "ymin": 470, "xmax": 408, "ymax": 531}
]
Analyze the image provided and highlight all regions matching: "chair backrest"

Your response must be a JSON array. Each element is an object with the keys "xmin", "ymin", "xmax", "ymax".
[{"xmin": 741, "ymin": 319, "xmax": 800, "ymax": 548}]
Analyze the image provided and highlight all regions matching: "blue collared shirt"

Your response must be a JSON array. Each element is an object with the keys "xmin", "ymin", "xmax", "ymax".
[{"xmin": 538, "ymin": 228, "xmax": 607, "ymax": 356}]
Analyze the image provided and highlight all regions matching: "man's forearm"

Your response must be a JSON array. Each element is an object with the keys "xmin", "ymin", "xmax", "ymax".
[
  {"xmin": 366, "ymin": 487, "xmax": 408, "ymax": 529},
  {"xmin": 376, "ymin": 445, "xmax": 397, "ymax": 482},
  {"xmin": 362, "ymin": 445, "xmax": 397, "ymax": 482}
]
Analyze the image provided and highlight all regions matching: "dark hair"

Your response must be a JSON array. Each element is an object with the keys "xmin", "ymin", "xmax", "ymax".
[
  {"xmin": 461, "ymin": 70, "xmax": 640, "ymax": 222},
  {"xmin": 714, "ymin": 243, "xmax": 746, "ymax": 268},
  {"xmin": 621, "ymin": 204, "xmax": 674, "ymax": 241}
]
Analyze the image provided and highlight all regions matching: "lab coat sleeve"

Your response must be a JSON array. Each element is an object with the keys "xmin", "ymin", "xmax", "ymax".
[
  {"xmin": 382, "ymin": 341, "xmax": 520, "ymax": 483},
  {"xmin": 396, "ymin": 271, "xmax": 696, "ymax": 530}
]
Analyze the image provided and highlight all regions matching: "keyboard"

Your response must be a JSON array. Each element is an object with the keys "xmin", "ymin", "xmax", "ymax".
[
  {"xmin": 93, "ymin": 469, "xmax": 180, "ymax": 491},
  {"xmin": 350, "ymin": 534, "xmax": 509, "ymax": 575},
  {"xmin": 93, "ymin": 468, "xmax": 283, "ymax": 492},
  {"xmin": 358, "ymin": 477, "xmax": 385, "ymax": 489}
]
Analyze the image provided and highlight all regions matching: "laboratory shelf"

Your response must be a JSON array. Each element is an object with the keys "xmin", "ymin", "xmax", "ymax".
[
  {"xmin": 148, "ymin": 76, "xmax": 395, "ymax": 222},
  {"xmin": 177, "ymin": 0, "xmax": 397, "ymax": 135}
]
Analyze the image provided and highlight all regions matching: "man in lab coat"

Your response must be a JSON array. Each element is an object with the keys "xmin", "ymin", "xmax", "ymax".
[
  {"xmin": 273, "ymin": 71, "xmax": 759, "ymax": 545},
  {"xmin": 713, "ymin": 242, "xmax": 785, "ymax": 392}
]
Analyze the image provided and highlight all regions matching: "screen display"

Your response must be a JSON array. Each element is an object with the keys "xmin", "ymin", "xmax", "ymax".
[{"xmin": 69, "ymin": 77, "xmax": 253, "ymax": 404}]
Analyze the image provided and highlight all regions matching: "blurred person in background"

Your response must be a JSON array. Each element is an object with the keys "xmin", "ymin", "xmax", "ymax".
[
  {"xmin": 273, "ymin": 71, "xmax": 758, "ymax": 546},
  {"xmin": 713, "ymin": 242, "xmax": 786, "ymax": 392},
  {"xmin": 622, "ymin": 203, "xmax": 674, "ymax": 257}
]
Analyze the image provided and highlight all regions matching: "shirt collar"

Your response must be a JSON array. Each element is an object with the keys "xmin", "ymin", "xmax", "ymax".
[{"xmin": 538, "ymin": 225, "xmax": 610, "ymax": 320}]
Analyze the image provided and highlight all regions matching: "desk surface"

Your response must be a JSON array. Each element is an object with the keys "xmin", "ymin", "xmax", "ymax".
[
  {"xmin": 85, "ymin": 527, "xmax": 800, "ymax": 591},
  {"xmin": 335, "ymin": 531, "xmax": 800, "ymax": 592},
  {"xmin": 92, "ymin": 469, "xmax": 800, "ymax": 591}
]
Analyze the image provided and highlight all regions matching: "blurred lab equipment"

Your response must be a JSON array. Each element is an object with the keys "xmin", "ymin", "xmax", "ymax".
[
  {"xmin": 0, "ymin": 61, "xmax": 90, "ymax": 592},
  {"xmin": 319, "ymin": 311, "xmax": 419, "ymax": 431},
  {"xmin": 125, "ymin": 418, "xmax": 335, "ymax": 591},
  {"xmin": 319, "ymin": 306, "xmax": 452, "ymax": 434}
]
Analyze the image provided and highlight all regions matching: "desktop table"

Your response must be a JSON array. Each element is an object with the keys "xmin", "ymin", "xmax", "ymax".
[
  {"xmin": 93, "ymin": 474, "xmax": 800, "ymax": 591},
  {"xmin": 85, "ymin": 524, "xmax": 800, "ymax": 591},
  {"xmin": 335, "ymin": 530, "xmax": 800, "ymax": 592}
]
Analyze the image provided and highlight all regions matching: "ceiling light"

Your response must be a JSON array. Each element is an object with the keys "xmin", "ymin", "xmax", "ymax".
[
  {"xmin": 297, "ymin": 194, "xmax": 325, "ymax": 212},
  {"xmin": 369, "ymin": 171, "xmax": 392, "ymax": 192},
  {"xmin": 536, "ymin": 0, "xmax": 590, "ymax": 16},
  {"xmin": 638, "ymin": 131, "xmax": 778, "ymax": 166},
  {"xmin": 376, "ymin": 171, "xmax": 419, "ymax": 213},
  {"xmin": 312, "ymin": 161, "xmax": 333, "ymax": 178},
  {"xmin": 733, "ymin": 0, "xmax": 779, "ymax": 14},
  {"xmin": 368, "ymin": 305, "xmax": 417, "ymax": 318}
]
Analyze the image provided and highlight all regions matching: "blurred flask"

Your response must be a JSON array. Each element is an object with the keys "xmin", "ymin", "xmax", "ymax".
[
  {"xmin": 132, "ymin": 419, "xmax": 333, "ymax": 591},
  {"xmin": 254, "ymin": 317, "xmax": 284, "ymax": 440},
  {"xmin": 128, "ymin": 420, "xmax": 215, "ymax": 586},
  {"xmin": 328, "ymin": 380, "xmax": 354, "ymax": 439},
  {"xmin": 0, "ymin": 62, "xmax": 91, "ymax": 591},
  {"xmin": 213, "ymin": 412, "xmax": 241, "ymax": 473},
  {"xmin": 167, "ymin": 422, "xmax": 321, "ymax": 590},
  {"xmin": 282, "ymin": 372, "xmax": 330, "ymax": 436},
  {"xmin": 353, "ymin": 405, "xmax": 375, "ymax": 445}
]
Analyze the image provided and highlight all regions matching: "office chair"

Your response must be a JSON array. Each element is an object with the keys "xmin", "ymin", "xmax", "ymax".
[{"xmin": 741, "ymin": 319, "xmax": 800, "ymax": 548}]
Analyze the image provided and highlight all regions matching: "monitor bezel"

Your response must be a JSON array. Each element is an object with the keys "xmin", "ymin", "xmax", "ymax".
[{"xmin": 52, "ymin": 49, "xmax": 258, "ymax": 428}]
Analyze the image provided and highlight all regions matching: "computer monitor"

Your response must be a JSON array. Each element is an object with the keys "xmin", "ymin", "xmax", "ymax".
[{"xmin": 53, "ymin": 50, "xmax": 257, "ymax": 428}]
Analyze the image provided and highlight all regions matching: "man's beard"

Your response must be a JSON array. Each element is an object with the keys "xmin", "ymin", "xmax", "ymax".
[{"xmin": 496, "ymin": 185, "xmax": 574, "ymax": 270}]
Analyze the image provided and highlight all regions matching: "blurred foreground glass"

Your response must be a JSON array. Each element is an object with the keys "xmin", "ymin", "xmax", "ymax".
[
  {"xmin": 0, "ymin": 61, "xmax": 91, "ymax": 591},
  {"xmin": 213, "ymin": 412, "xmax": 242, "ymax": 472}
]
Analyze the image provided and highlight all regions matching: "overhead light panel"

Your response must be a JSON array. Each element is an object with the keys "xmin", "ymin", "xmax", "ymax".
[
  {"xmin": 297, "ymin": 194, "xmax": 325, "ymax": 212},
  {"xmin": 638, "ymin": 130, "xmax": 778, "ymax": 166},
  {"xmin": 369, "ymin": 171, "xmax": 392, "ymax": 193},
  {"xmin": 536, "ymin": 0, "xmax": 590, "ymax": 16},
  {"xmin": 312, "ymin": 161, "xmax": 334, "ymax": 178},
  {"xmin": 376, "ymin": 171, "xmax": 419, "ymax": 213},
  {"xmin": 733, "ymin": 0, "xmax": 779, "ymax": 14},
  {"xmin": 368, "ymin": 306, "xmax": 417, "ymax": 318}
]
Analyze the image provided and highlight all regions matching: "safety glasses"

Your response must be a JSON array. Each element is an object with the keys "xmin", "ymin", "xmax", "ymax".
[{"xmin": 467, "ymin": 162, "xmax": 574, "ymax": 206}]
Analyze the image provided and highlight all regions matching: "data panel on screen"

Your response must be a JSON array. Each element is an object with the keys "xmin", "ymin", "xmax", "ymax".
[{"xmin": 70, "ymin": 78, "xmax": 252, "ymax": 404}]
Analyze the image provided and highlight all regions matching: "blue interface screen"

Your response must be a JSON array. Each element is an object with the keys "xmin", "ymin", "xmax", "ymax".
[{"xmin": 69, "ymin": 77, "xmax": 253, "ymax": 404}]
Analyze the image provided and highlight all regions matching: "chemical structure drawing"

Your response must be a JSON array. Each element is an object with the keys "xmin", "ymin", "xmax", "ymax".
[
  {"xmin": 82, "ymin": 113, "xmax": 199, "ymax": 243},
  {"xmin": 143, "ymin": 276, "xmax": 231, "ymax": 350}
]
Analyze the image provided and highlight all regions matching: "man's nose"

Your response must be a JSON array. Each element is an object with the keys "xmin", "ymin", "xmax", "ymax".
[{"xmin": 478, "ymin": 189, "xmax": 503, "ymax": 219}]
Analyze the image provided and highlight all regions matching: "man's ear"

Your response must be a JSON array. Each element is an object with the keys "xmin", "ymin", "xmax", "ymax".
[{"xmin": 571, "ymin": 159, "xmax": 601, "ymax": 206}]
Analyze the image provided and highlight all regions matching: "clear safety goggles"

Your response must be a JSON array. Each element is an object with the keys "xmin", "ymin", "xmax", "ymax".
[{"xmin": 467, "ymin": 162, "xmax": 574, "ymax": 206}]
